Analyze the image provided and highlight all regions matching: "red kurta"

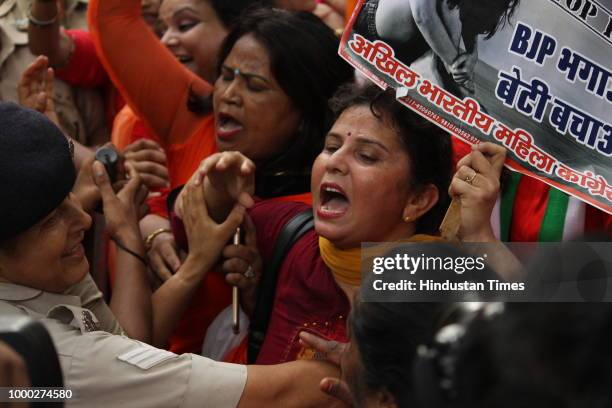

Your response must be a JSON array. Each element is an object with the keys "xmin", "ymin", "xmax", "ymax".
[{"xmin": 249, "ymin": 200, "xmax": 350, "ymax": 364}]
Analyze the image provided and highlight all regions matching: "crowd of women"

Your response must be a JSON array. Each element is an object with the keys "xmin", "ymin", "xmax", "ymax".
[{"xmin": 0, "ymin": 0, "xmax": 610, "ymax": 407}]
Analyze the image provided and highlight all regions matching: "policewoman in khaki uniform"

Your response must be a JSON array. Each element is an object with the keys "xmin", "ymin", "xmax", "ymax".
[
  {"xmin": 0, "ymin": 103, "xmax": 340, "ymax": 408},
  {"xmin": 0, "ymin": 0, "xmax": 107, "ymax": 145}
]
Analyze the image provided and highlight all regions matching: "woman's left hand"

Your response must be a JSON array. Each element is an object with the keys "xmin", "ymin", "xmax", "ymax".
[
  {"xmin": 449, "ymin": 142, "xmax": 506, "ymax": 242},
  {"xmin": 298, "ymin": 332, "xmax": 354, "ymax": 406}
]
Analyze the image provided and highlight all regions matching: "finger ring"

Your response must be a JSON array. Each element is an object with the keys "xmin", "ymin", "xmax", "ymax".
[
  {"xmin": 464, "ymin": 172, "xmax": 477, "ymax": 185},
  {"xmin": 244, "ymin": 265, "xmax": 255, "ymax": 278}
]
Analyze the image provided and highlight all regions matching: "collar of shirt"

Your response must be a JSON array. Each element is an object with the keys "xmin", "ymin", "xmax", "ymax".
[{"xmin": 0, "ymin": 282, "xmax": 81, "ymax": 316}]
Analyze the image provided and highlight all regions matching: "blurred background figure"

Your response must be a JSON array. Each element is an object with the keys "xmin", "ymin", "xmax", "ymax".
[{"xmin": 1, "ymin": 0, "xmax": 108, "ymax": 146}]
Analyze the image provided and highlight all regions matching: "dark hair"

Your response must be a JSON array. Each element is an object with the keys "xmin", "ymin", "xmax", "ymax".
[
  {"xmin": 216, "ymin": 8, "xmax": 354, "ymax": 182},
  {"xmin": 329, "ymin": 84, "xmax": 453, "ymax": 235},
  {"xmin": 453, "ymin": 303, "xmax": 612, "ymax": 408},
  {"xmin": 210, "ymin": 0, "xmax": 273, "ymax": 27},
  {"xmin": 351, "ymin": 295, "xmax": 444, "ymax": 407},
  {"xmin": 187, "ymin": 1, "xmax": 273, "ymax": 114},
  {"xmin": 447, "ymin": 0, "xmax": 521, "ymax": 39}
]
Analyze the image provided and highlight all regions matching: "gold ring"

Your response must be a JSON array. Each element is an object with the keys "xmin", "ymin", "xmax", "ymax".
[{"xmin": 464, "ymin": 172, "xmax": 477, "ymax": 185}]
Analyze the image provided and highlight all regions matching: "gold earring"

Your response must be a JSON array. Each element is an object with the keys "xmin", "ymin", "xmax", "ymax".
[{"xmin": 404, "ymin": 216, "xmax": 412, "ymax": 223}]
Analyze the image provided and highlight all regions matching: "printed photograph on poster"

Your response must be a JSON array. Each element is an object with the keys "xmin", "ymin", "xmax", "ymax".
[{"xmin": 339, "ymin": 0, "xmax": 612, "ymax": 214}]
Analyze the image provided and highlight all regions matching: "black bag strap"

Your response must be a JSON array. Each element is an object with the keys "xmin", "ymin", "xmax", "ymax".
[{"xmin": 247, "ymin": 209, "xmax": 314, "ymax": 363}]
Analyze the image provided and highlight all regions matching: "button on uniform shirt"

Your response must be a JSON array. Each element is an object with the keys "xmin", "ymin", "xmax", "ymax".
[
  {"xmin": 0, "ymin": 274, "xmax": 247, "ymax": 408},
  {"xmin": 0, "ymin": 0, "xmax": 108, "ymax": 145}
]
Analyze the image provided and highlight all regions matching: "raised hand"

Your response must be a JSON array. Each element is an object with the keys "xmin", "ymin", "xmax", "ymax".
[
  {"xmin": 449, "ymin": 142, "xmax": 506, "ymax": 242},
  {"xmin": 94, "ymin": 161, "xmax": 147, "ymax": 240},
  {"xmin": 17, "ymin": 55, "xmax": 59, "ymax": 124},
  {"xmin": 178, "ymin": 180, "xmax": 246, "ymax": 270},
  {"xmin": 176, "ymin": 151, "xmax": 255, "ymax": 221}
]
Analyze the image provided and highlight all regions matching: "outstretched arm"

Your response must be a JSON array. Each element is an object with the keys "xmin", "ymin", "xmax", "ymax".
[
  {"xmin": 241, "ymin": 360, "xmax": 347, "ymax": 408},
  {"xmin": 151, "ymin": 181, "xmax": 245, "ymax": 347},
  {"xmin": 28, "ymin": 0, "xmax": 74, "ymax": 68},
  {"xmin": 88, "ymin": 0, "xmax": 210, "ymax": 145},
  {"xmin": 94, "ymin": 161, "xmax": 153, "ymax": 343}
]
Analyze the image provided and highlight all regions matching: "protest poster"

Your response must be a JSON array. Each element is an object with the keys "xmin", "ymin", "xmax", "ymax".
[{"xmin": 339, "ymin": 0, "xmax": 612, "ymax": 215}]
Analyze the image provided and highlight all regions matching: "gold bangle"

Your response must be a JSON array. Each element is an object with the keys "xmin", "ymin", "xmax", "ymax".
[{"xmin": 144, "ymin": 228, "xmax": 172, "ymax": 252}]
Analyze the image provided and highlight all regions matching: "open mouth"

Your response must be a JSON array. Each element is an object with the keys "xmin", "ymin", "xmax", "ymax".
[
  {"xmin": 216, "ymin": 112, "xmax": 244, "ymax": 140},
  {"xmin": 318, "ymin": 183, "xmax": 350, "ymax": 219}
]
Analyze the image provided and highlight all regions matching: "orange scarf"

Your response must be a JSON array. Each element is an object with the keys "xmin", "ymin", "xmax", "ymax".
[{"xmin": 319, "ymin": 235, "xmax": 444, "ymax": 286}]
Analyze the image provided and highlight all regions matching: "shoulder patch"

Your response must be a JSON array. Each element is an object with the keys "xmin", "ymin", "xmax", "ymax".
[{"xmin": 117, "ymin": 343, "xmax": 178, "ymax": 370}]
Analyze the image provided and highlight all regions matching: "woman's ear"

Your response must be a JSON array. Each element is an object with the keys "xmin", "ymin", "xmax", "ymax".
[{"xmin": 402, "ymin": 184, "xmax": 439, "ymax": 224}]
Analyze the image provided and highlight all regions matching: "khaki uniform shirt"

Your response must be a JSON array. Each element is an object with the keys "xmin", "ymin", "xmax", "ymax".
[
  {"xmin": 0, "ymin": 274, "xmax": 247, "ymax": 408},
  {"xmin": 0, "ymin": 0, "xmax": 108, "ymax": 145}
]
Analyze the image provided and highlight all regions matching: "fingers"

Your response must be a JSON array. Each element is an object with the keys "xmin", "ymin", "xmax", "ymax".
[
  {"xmin": 474, "ymin": 142, "xmax": 507, "ymax": 175},
  {"xmin": 185, "ymin": 181, "xmax": 208, "ymax": 218},
  {"xmin": 125, "ymin": 147, "xmax": 167, "ymax": 165},
  {"xmin": 122, "ymin": 161, "xmax": 144, "ymax": 197},
  {"xmin": 45, "ymin": 67, "xmax": 55, "ymax": 110},
  {"xmin": 320, "ymin": 377, "xmax": 354, "ymax": 405},
  {"xmin": 135, "ymin": 184, "xmax": 149, "ymax": 219},
  {"xmin": 299, "ymin": 331, "xmax": 345, "ymax": 364},
  {"xmin": 148, "ymin": 250, "xmax": 174, "ymax": 281},
  {"xmin": 129, "ymin": 160, "xmax": 169, "ymax": 180},
  {"xmin": 219, "ymin": 203, "xmax": 246, "ymax": 237},
  {"xmin": 456, "ymin": 143, "xmax": 506, "ymax": 186},
  {"xmin": 199, "ymin": 152, "xmax": 255, "ymax": 178},
  {"xmin": 242, "ymin": 215, "xmax": 258, "ymax": 247},
  {"xmin": 229, "ymin": 153, "xmax": 256, "ymax": 176},
  {"xmin": 23, "ymin": 55, "xmax": 49, "ymax": 82},
  {"xmin": 139, "ymin": 173, "xmax": 170, "ymax": 190},
  {"xmin": 160, "ymin": 241, "xmax": 182, "ymax": 273},
  {"xmin": 194, "ymin": 153, "xmax": 224, "ymax": 186},
  {"xmin": 124, "ymin": 139, "xmax": 164, "ymax": 153},
  {"xmin": 130, "ymin": 160, "xmax": 170, "ymax": 188},
  {"xmin": 92, "ymin": 161, "xmax": 115, "ymax": 200},
  {"xmin": 225, "ymin": 271, "xmax": 253, "ymax": 291}
]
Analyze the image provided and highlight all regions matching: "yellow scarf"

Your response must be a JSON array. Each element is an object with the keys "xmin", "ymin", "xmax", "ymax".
[{"xmin": 319, "ymin": 235, "xmax": 444, "ymax": 286}]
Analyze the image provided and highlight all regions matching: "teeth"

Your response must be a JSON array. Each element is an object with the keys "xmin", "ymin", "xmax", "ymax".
[{"xmin": 324, "ymin": 187, "xmax": 342, "ymax": 194}]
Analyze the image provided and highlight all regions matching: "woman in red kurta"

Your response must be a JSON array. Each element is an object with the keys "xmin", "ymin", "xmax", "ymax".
[
  {"xmin": 89, "ymin": 1, "xmax": 354, "ymax": 352},
  {"xmin": 173, "ymin": 84, "xmax": 507, "ymax": 364}
]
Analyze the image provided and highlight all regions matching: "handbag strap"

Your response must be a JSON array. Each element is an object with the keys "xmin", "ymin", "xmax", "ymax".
[{"xmin": 247, "ymin": 209, "xmax": 314, "ymax": 363}]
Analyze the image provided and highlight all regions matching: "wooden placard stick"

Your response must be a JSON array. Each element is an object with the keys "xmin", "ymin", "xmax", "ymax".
[
  {"xmin": 232, "ymin": 227, "xmax": 241, "ymax": 335},
  {"xmin": 439, "ymin": 197, "xmax": 462, "ymax": 242}
]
